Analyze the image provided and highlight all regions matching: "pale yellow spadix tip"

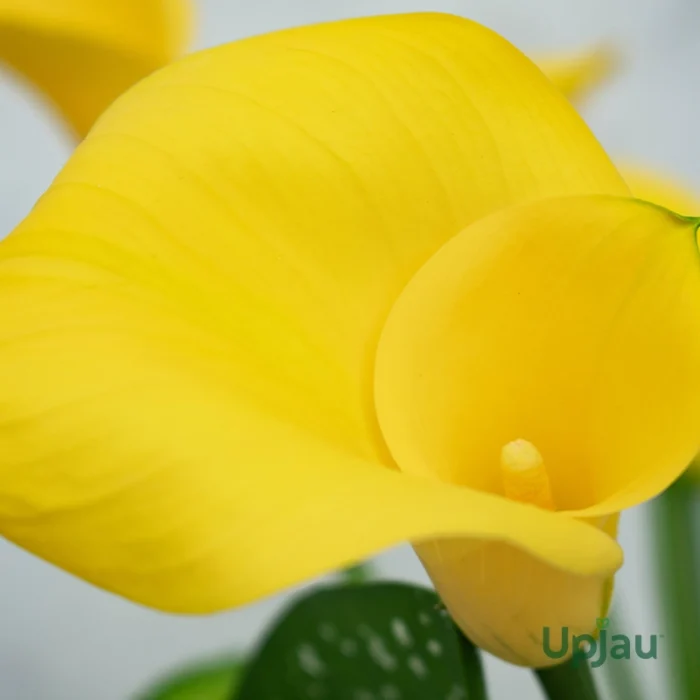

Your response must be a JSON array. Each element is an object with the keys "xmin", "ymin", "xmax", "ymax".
[
  {"xmin": 501, "ymin": 439, "xmax": 544, "ymax": 472},
  {"xmin": 500, "ymin": 440, "xmax": 556, "ymax": 510}
]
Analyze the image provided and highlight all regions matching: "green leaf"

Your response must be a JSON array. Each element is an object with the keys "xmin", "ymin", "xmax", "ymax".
[
  {"xmin": 236, "ymin": 582, "xmax": 486, "ymax": 700},
  {"xmin": 650, "ymin": 473, "xmax": 700, "ymax": 700},
  {"xmin": 136, "ymin": 656, "xmax": 245, "ymax": 700}
]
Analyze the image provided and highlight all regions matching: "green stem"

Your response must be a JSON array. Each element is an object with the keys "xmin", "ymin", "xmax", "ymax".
[
  {"xmin": 453, "ymin": 627, "xmax": 488, "ymax": 700},
  {"xmin": 535, "ymin": 657, "xmax": 600, "ymax": 700},
  {"xmin": 650, "ymin": 474, "xmax": 700, "ymax": 700}
]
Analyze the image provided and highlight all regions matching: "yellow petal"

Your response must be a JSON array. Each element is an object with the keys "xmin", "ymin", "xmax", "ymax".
[
  {"xmin": 375, "ymin": 195, "xmax": 700, "ymax": 519},
  {"xmin": 536, "ymin": 46, "xmax": 617, "ymax": 102},
  {"xmin": 623, "ymin": 165, "xmax": 700, "ymax": 216},
  {"xmin": 619, "ymin": 168, "xmax": 700, "ymax": 478},
  {"xmin": 0, "ymin": 13, "xmax": 625, "ymax": 610},
  {"xmin": 539, "ymin": 41, "xmax": 700, "ymax": 486},
  {"xmin": 0, "ymin": 0, "xmax": 192, "ymax": 136},
  {"xmin": 0, "ymin": 387, "xmax": 621, "ymax": 612},
  {"xmin": 417, "ymin": 511, "xmax": 620, "ymax": 667}
]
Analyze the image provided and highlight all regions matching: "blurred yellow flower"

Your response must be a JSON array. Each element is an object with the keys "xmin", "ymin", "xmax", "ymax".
[
  {"xmin": 537, "ymin": 46, "xmax": 700, "ymax": 214},
  {"xmin": 536, "ymin": 45, "xmax": 618, "ymax": 103},
  {"xmin": 0, "ymin": 0, "xmax": 192, "ymax": 136},
  {"xmin": 1, "ymin": 14, "xmax": 699, "ymax": 668}
]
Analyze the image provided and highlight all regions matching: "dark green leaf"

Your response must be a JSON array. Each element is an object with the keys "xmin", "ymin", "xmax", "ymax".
[
  {"xmin": 137, "ymin": 656, "xmax": 245, "ymax": 700},
  {"xmin": 236, "ymin": 582, "xmax": 486, "ymax": 700}
]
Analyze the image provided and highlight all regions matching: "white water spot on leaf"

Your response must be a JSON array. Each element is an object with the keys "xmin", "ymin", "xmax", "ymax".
[
  {"xmin": 407, "ymin": 654, "xmax": 429, "ymax": 679},
  {"xmin": 380, "ymin": 684, "xmax": 401, "ymax": 700},
  {"xmin": 426, "ymin": 639, "xmax": 443, "ymax": 657},
  {"xmin": 367, "ymin": 635, "xmax": 398, "ymax": 671},
  {"xmin": 340, "ymin": 639, "xmax": 359, "ymax": 657},
  {"xmin": 391, "ymin": 618, "xmax": 413, "ymax": 647},
  {"xmin": 418, "ymin": 612, "xmax": 432, "ymax": 626},
  {"xmin": 297, "ymin": 644, "xmax": 326, "ymax": 677},
  {"xmin": 318, "ymin": 623, "xmax": 338, "ymax": 642},
  {"xmin": 446, "ymin": 685, "xmax": 467, "ymax": 700}
]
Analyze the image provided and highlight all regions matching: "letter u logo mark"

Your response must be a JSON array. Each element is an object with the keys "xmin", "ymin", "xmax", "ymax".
[{"xmin": 543, "ymin": 627, "xmax": 569, "ymax": 659}]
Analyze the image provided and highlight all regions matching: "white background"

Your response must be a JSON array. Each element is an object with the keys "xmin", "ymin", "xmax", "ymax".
[{"xmin": 1, "ymin": 0, "xmax": 696, "ymax": 698}]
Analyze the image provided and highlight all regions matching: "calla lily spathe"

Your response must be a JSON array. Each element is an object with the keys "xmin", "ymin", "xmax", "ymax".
[
  {"xmin": 539, "ymin": 45, "xmax": 700, "ymax": 486},
  {"xmin": 1, "ymin": 13, "xmax": 700, "ymax": 668},
  {"xmin": 0, "ymin": 0, "xmax": 192, "ymax": 136}
]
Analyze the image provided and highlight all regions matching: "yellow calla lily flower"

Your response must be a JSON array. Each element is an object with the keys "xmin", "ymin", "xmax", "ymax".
[
  {"xmin": 0, "ymin": 0, "xmax": 192, "ymax": 136},
  {"xmin": 1, "ymin": 13, "xmax": 699, "ymax": 668}
]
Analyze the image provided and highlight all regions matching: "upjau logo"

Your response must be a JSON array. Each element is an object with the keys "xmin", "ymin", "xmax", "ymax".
[{"xmin": 543, "ymin": 617, "xmax": 661, "ymax": 667}]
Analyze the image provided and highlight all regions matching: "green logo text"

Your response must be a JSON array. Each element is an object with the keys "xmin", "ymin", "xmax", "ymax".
[{"xmin": 542, "ymin": 618, "xmax": 660, "ymax": 668}]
